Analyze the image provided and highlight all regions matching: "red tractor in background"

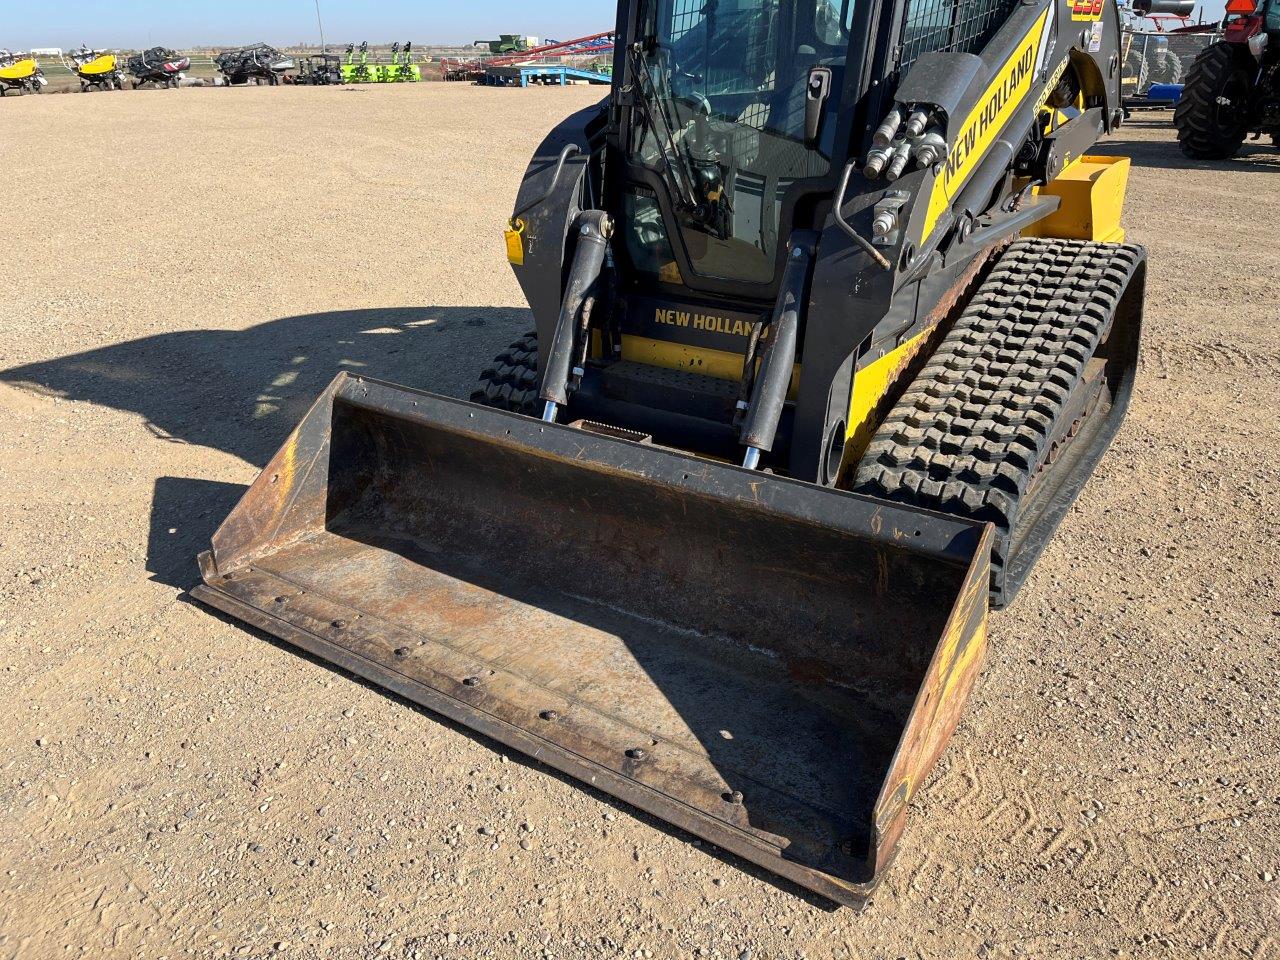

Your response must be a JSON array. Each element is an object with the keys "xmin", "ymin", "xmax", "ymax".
[{"xmin": 1175, "ymin": 0, "xmax": 1280, "ymax": 156}]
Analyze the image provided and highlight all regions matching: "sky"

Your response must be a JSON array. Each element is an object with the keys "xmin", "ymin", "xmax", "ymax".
[
  {"xmin": 2, "ymin": 0, "xmax": 618, "ymax": 50},
  {"xmin": 3, "ymin": 0, "xmax": 1230, "ymax": 50}
]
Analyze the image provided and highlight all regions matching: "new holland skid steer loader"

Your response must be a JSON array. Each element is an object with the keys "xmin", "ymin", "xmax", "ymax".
[{"xmin": 194, "ymin": 0, "xmax": 1147, "ymax": 905}]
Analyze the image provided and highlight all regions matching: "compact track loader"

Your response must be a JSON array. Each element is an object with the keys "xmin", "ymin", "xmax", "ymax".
[{"xmin": 196, "ymin": 0, "xmax": 1147, "ymax": 905}]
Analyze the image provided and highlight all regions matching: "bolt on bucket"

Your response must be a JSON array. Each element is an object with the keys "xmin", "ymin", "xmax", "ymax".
[{"xmin": 193, "ymin": 371, "xmax": 992, "ymax": 905}]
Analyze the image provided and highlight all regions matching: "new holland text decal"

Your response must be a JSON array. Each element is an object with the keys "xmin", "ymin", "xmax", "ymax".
[
  {"xmin": 652, "ymin": 307, "xmax": 756, "ymax": 339},
  {"xmin": 922, "ymin": 8, "xmax": 1052, "ymax": 238},
  {"xmin": 624, "ymin": 297, "xmax": 766, "ymax": 354}
]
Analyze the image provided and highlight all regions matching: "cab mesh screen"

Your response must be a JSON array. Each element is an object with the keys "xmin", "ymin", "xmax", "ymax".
[
  {"xmin": 670, "ymin": 0, "xmax": 706, "ymax": 38},
  {"xmin": 898, "ymin": 0, "xmax": 1019, "ymax": 71}
]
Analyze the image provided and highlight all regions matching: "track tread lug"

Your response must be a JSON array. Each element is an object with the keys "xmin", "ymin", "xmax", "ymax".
[
  {"xmin": 471, "ymin": 331, "xmax": 541, "ymax": 415},
  {"xmin": 852, "ymin": 239, "xmax": 1144, "ymax": 604}
]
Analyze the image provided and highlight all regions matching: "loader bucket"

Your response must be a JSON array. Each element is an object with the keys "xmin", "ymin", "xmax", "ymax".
[{"xmin": 193, "ymin": 372, "xmax": 992, "ymax": 905}]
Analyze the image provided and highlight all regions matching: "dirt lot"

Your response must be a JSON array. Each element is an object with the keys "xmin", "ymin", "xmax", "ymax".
[{"xmin": 1, "ymin": 84, "xmax": 1278, "ymax": 959}]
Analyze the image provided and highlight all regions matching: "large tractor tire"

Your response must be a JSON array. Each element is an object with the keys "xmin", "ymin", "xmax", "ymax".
[
  {"xmin": 1149, "ymin": 48, "xmax": 1184, "ymax": 86},
  {"xmin": 1174, "ymin": 41, "xmax": 1254, "ymax": 159},
  {"xmin": 1123, "ymin": 48, "xmax": 1150, "ymax": 93}
]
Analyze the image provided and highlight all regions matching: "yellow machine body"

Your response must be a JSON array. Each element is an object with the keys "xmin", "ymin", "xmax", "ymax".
[
  {"xmin": 0, "ymin": 58, "xmax": 38, "ymax": 81},
  {"xmin": 78, "ymin": 54, "xmax": 118, "ymax": 76},
  {"xmin": 1023, "ymin": 155, "xmax": 1131, "ymax": 243},
  {"xmin": 840, "ymin": 326, "xmax": 937, "ymax": 470}
]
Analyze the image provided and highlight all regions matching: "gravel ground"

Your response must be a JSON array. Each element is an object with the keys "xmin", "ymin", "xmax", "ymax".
[{"xmin": 1, "ymin": 84, "xmax": 1278, "ymax": 960}]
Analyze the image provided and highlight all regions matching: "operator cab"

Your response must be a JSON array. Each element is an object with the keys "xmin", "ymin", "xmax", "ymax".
[{"xmin": 618, "ymin": 0, "xmax": 858, "ymax": 295}]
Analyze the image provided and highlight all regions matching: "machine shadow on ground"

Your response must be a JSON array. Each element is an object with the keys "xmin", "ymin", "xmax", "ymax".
[
  {"xmin": 1106, "ymin": 115, "xmax": 1280, "ymax": 170},
  {"xmin": 0, "ymin": 306, "xmax": 531, "ymax": 466},
  {"xmin": 2, "ymin": 306, "xmax": 530, "ymax": 587},
  {"xmin": 146, "ymin": 477, "xmax": 246, "ymax": 588}
]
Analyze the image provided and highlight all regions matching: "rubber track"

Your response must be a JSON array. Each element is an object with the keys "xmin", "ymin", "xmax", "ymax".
[
  {"xmin": 1173, "ymin": 41, "xmax": 1248, "ymax": 160},
  {"xmin": 852, "ymin": 238, "xmax": 1144, "ymax": 603},
  {"xmin": 470, "ymin": 331, "xmax": 540, "ymax": 415}
]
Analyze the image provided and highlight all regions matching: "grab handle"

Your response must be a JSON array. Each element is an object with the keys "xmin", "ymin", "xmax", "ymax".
[{"xmin": 512, "ymin": 144, "xmax": 583, "ymax": 223}]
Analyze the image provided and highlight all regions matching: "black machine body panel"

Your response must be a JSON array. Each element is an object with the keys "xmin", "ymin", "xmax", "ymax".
[{"xmin": 507, "ymin": 0, "xmax": 1126, "ymax": 482}]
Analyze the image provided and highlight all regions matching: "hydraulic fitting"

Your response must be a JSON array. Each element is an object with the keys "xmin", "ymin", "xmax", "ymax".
[
  {"xmin": 885, "ymin": 141, "xmax": 912, "ymax": 181},
  {"xmin": 864, "ymin": 147, "xmax": 891, "ymax": 179},
  {"xmin": 871, "ymin": 108, "xmax": 903, "ymax": 148},
  {"xmin": 914, "ymin": 130, "xmax": 948, "ymax": 168},
  {"xmin": 904, "ymin": 108, "xmax": 930, "ymax": 139}
]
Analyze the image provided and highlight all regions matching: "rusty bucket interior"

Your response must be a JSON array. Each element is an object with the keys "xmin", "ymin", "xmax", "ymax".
[{"xmin": 193, "ymin": 372, "xmax": 991, "ymax": 905}]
